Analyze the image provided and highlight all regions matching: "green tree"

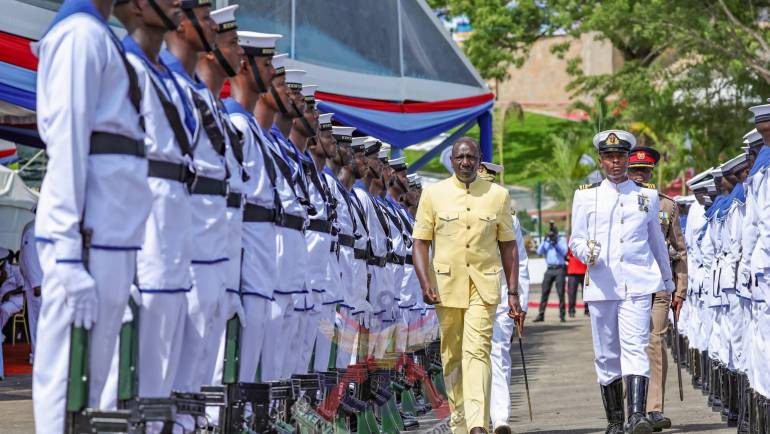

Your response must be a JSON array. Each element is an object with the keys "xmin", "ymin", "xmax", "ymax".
[{"xmin": 434, "ymin": 0, "xmax": 770, "ymax": 172}]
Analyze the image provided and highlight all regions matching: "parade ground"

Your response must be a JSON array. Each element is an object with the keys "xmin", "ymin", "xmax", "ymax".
[{"xmin": 0, "ymin": 287, "xmax": 738, "ymax": 433}]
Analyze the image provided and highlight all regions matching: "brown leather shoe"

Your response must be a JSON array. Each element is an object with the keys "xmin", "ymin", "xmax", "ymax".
[
  {"xmin": 493, "ymin": 425, "xmax": 512, "ymax": 434},
  {"xmin": 469, "ymin": 427, "xmax": 488, "ymax": 434}
]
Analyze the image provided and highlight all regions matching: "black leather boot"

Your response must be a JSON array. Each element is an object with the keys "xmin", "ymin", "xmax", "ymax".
[
  {"xmin": 624, "ymin": 376, "xmax": 652, "ymax": 434},
  {"xmin": 701, "ymin": 352, "xmax": 710, "ymax": 395},
  {"xmin": 711, "ymin": 361, "xmax": 722, "ymax": 411},
  {"xmin": 758, "ymin": 394, "xmax": 767, "ymax": 434},
  {"xmin": 600, "ymin": 378, "xmax": 624, "ymax": 434},
  {"xmin": 725, "ymin": 370, "xmax": 739, "ymax": 426},
  {"xmin": 691, "ymin": 350, "xmax": 702, "ymax": 388},
  {"xmin": 749, "ymin": 389, "xmax": 758, "ymax": 434},
  {"xmin": 738, "ymin": 374, "xmax": 750, "ymax": 433}
]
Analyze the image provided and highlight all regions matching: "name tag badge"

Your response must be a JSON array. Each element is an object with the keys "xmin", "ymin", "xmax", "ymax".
[{"xmin": 638, "ymin": 193, "xmax": 649, "ymax": 212}]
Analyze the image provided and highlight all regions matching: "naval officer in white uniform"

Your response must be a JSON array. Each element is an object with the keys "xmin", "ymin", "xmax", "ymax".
[{"xmin": 570, "ymin": 130, "xmax": 674, "ymax": 434}]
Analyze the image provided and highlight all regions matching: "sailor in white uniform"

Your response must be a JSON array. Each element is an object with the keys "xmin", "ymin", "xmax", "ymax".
[
  {"xmin": 476, "ymin": 162, "xmax": 532, "ymax": 433},
  {"xmin": 114, "ymin": 0, "xmax": 196, "ymax": 407},
  {"xmin": 256, "ymin": 62, "xmax": 311, "ymax": 381},
  {"xmin": 33, "ymin": 0, "xmax": 154, "ymax": 429},
  {"xmin": 570, "ymin": 130, "xmax": 674, "ymax": 434},
  {"xmin": 161, "ymin": 0, "xmax": 233, "ymax": 395},
  {"xmin": 19, "ymin": 221, "xmax": 43, "ymax": 358},
  {"xmin": 223, "ymin": 31, "xmax": 282, "ymax": 383},
  {"xmin": 0, "ymin": 258, "xmax": 24, "ymax": 329},
  {"xmin": 741, "ymin": 103, "xmax": 770, "ymax": 422}
]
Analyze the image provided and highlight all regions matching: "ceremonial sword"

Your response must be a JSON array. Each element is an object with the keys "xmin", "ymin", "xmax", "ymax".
[{"xmin": 510, "ymin": 319, "xmax": 533, "ymax": 422}]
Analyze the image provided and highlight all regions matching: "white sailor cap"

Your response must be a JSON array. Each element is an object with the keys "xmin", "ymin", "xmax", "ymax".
[
  {"xmin": 271, "ymin": 53, "xmax": 288, "ymax": 76},
  {"xmin": 592, "ymin": 129, "xmax": 635, "ymax": 153},
  {"xmin": 674, "ymin": 195, "xmax": 695, "ymax": 205},
  {"xmin": 301, "ymin": 85, "xmax": 317, "ymax": 104},
  {"xmin": 364, "ymin": 137, "xmax": 381, "ymax": 156},
  {"xmin": 481, "ymin": 161, "xmax": 503, "ymax": 174},
  {"xmin": 686, "ymin": 168, "xmax": 713, "ymax": 188},
  {"xmin": 332, "ymin": 126, "xmax": 355, "ymax": 142},
  {"xmin": 318, "ymin": 113, "xmax": 333, "ymax": 131},
  {"xmin": 211, "ymin": 5, "xmax": 238, "ymax": 33},
  {"xmin": 350, "ymin": 136, "xmax": 368, "ymax": 151},
  {"xmin": 720, "ymin": 153, "xmax": 749, "ymax": 175},
  {"xmin": 710, "ymin": 167, "xmax": 724, "ymax": 181},
  {"xmin": 743, "ymin": 128, "xmax": 763, "ymax": 148},
  {"xmin": 388, "ymin": 157, "xmax": 407, "ymax": 171},
  {"xmin": 284, "ymin": 69, "xmax": 305, "ymax": 90},
  {"xmin": 378, "ymin": 149, "xmax": 389, "ymax": 161},
  {"xmin": 238, "ymin": 31, "xmax": 281, "ymax": 57},
  {"xmin": 408, "ymin": 174, "xmax": 422, "ymax": 187},
  {"xmin": 749, "ymin": 103, "xmax": 770, "ymax": 125},
  {"xmin": 690, "ymin": 179, "xmax": 717, "ymax": 193}
]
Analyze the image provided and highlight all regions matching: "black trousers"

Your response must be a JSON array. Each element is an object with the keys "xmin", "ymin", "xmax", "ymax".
[
  {"xmin": 538, "ymin": 266, "xmax": 566, "ymax": 317},
  {"xmin": 567, "ymin": 274, "xmax": 588, "ymax": 314}
]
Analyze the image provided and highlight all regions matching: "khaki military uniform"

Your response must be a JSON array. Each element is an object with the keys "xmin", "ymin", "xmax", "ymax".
[{"xmin": 648, "ymin": 191, "xmax": 688, "ymax": 412}]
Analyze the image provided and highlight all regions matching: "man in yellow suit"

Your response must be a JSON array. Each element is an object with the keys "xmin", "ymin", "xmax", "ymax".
[{"xmin": 412, "ymin": 137, "xmax": 523, "ymax": 434}]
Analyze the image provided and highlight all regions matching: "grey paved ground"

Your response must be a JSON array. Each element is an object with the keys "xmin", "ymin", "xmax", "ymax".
[{"xmin": 0, "ymin": 301, "xmax": 736, "ymax": 434}]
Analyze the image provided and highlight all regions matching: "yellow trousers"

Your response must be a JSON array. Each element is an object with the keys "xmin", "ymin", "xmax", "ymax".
[{"xmin": 436, "ymin": 282, "xmax": 497, "ymax": 433}]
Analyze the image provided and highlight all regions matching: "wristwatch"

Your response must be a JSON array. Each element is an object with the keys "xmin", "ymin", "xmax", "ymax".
[{"xmin": 507, "ymin": 290, "xmax": 519, "ymax": 297}]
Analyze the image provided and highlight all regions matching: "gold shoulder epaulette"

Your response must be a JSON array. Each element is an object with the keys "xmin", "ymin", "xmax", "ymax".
[
  {"xmin": 578, "ymin": 182, "xmax": 600, "ymax": 190},
  {"xmin": 644, "ymin": 182, "xmax": 656, "ymax": 189}
]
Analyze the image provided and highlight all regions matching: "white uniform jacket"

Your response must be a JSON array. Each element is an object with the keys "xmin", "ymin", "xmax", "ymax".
[{"xmin": 570, "ymin": 179, "xmax": 674, "ymax": 301}]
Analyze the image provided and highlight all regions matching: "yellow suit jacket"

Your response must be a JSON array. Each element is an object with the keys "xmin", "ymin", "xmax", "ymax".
[{"xmin": 412, "ymin": 175, "xmax": 515, "ymax": 308}]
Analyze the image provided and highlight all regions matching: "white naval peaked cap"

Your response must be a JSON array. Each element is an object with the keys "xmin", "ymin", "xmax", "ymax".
[
  {"xmin": 271, "ymin": 53, "xmax": 288, "ymax": 70},
  {"xmin": 674, "ymin": 195, "xmax": 695, "ymax": 205},
  {"xmin": 363, "ymin": 137, "xmax": 379, "ymax": 149},
  {"xmin": 211, "ymin": 5, "xmax": 238, "ymax": 32},
  {"xmin": 690, "ymin": 179, "xmax": 716, "ymax": 193},
  {"xmin": 710, "ymin": 167, "xmax": 724, "ymax": 179},
  {"xmin": 388, "ymin": 156, "xmax": 406, "ymax": 165},
  {"xmin": 284, "ymin": 69, "xmax": 306, "ymax": 86},
  {"xmin": 318, "ymin": 112, "xmax": 333, "ymax": 125},
  {"xmin": 378, "ymin": 148, "xmax": 389, "ymax": 160},
  {"xmin": 237, "ymin": 31, "xmax": 281, "ymax": 56},
  {"xmin": 686, "ymin": 168, "xmax": 714, "ymax": 188},
  {"xmin": 332, "ymin": 126, "xmax": 356, "ymax": 136},
  {"xmin": 592, "ymin": 129, "xmax": 636, "ymax": 152},
  {"xmin": 720, "ymin": 153, "xmax": 749, "ymax": 174},
  {"xmin": 749, "ymin": 103, "xmax": 770, "ymax": 124},
  {"xmin": 301, "ymin": 84, "xmax": 317, "ymax": 98},
  {"xmin": 743, "ymin": 128, "xmax": 763, "ymax": 148},
  {"xmin": 481, "ymin": 161, "xmax": 503, "ymax": 174}
]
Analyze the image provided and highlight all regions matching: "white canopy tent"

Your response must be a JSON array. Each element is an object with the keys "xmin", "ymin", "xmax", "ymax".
[{"xmin": 0, "ymin": 165, "xmax": 37, "ymax": 252}]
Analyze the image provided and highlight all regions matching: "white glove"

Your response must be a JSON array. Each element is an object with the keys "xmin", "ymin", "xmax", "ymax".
[
  {"xmin": 225, "ymin": 291, "xmax": 246, "ymax": 326},
  {"xmin": 664, "ymin": 279, "xmax": 675, "ymax": 293},
  {"xmin": 129, "ymin": 284, "xmax": 142, "ymax": 306},
  {"xmin": 737, "ymin": 264, "xmax": 751, "ymax": 291},
  {"xmin": 57, "ymin": 262, "xmax": 97, "ymax": 329}
]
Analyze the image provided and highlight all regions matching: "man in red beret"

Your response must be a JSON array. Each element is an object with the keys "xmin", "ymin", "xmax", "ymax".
[{"xmin": 627, "ymin": 146, "xmax": 688, "ymax": 431}]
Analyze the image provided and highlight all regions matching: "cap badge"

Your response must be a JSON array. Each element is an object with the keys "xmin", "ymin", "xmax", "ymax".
[
  {"xmin": 606, "ymin": 133, "xmax": 619, "ymax": 145},
  {"xmin": 636, "ymin": 151, "xmax": 646, "ymax": 160}
]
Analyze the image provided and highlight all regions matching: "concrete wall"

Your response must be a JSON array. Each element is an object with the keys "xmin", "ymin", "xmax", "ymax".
[{"xmin": 495, "ymin": 32, "xmax": 623, "ymax": 116}]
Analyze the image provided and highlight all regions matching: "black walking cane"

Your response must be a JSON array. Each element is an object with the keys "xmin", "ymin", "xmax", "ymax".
[{"xmin": 510, "ymin": 316, "xmax": 533, "ymax": 422}]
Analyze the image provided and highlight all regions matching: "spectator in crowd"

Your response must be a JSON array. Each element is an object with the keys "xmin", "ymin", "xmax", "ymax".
[
  {"xmin": 566, "ymin": 248, "xmax": 589, "ymax": 317},
  {"xmin": 0, "ymin": 250, "xmax": 24, "ymax": 330},
  {"xmin": 533, "ymin": 221, "xmax": 568, "ymax": 323}
]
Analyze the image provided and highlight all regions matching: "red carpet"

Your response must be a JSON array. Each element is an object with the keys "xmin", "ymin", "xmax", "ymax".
[{"xmin": 2, "ymin": 343, "xmax": 32, "ymax": 376}]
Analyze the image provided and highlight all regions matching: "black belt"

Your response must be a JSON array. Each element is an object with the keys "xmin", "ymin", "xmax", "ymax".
[
  {"xmin": 405, "ymin": 254, "xmax": 413, "ymax": 266},
  {"xmin": 387, "ymin": 253, "xmax": 405, "ymax": 265},
  {"xmin": 367, "ymin": 255, "xmax": 387, "ymax": 267},
  {"xmin": 278, "ymin": 213, "xmax": 305, "ymax": 232},
  {"xmin": 227, "ymin": 192, "xmax": 242, "ymax": 209},
  {"xmin": 190, "ymin": 176, "xmax": 228, "ymax": 196},
  {"xmin": 547, "ymin": 265, "xmax": 566, "ymax": 270},
  {"xmin": 307, "ymin": 219, "xmax": 333, "ymax": 234},
  {"xmin": 354, "ymin": 248, "xmax": 368, "ymax": 260},
  {"xmin": 338, "ymin": 234, "xmax": 356, "ymax": 248},
  {"xmin": 148, "ymin": 160, "xmax": 193, "ymax": 183},
  {"xmin": 243, "ymin": 203, "xmax": 276, "ymax": 223},
  {"xmin": 90, "ymin": 132, "xmax": 145, "ymax": 157}
]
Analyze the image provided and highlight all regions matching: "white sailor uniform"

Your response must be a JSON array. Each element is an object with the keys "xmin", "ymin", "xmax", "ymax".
[
  {"xmin": 33, "ymin": 9, "xmax": 152, "ymax": 432},
  {"xmin": 570, "ymin": 179, "xmax": 674, "ymax": 384},
  {"xmin": 225, "ymin": 101, "xmax": 277, "ymax": 383},
  {"xmin": 490, "ymin": 216, "xmax": 531, "ymax": 428},
  {"xmin": 259, "ymin": 126, "xmax": 309, "ymax": 381},
  {"xmin": 19, "ymin": 221, "xmax": 43, "ymax": 353}
]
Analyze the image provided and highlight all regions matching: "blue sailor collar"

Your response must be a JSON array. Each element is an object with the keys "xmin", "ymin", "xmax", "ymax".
[
  {"xmin": 160, "ymin": 49, "xmax": 207, "ymax": 90},
  {"xmin": 749, "ymin": 145, "xmax": 770, "ymax": 177},
  {"xmin": 222, "ymin": 98, "xmax": 259, "ymax": 130},
  {"xmin": 353, "ymin": 180, "xmax": 366, "ymax": 190},
  {"xmin": 44, "ymin": 0, "xmax": 108, "ymax": 36}
]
